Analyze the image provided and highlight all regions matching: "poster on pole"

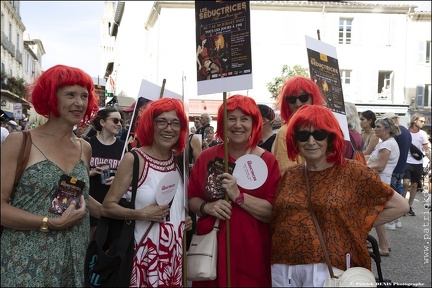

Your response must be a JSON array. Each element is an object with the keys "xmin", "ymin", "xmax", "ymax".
[
  {"xmin": 195, "ymin": 0, "xmax": 253, "ymax": 95},
  {"xmin": 305, "ymin": 35, "xmax": 349, "ymax": 140},
  {"xmin": 121, "ymin": 79, "xmax": 183, "ymax": 157}
]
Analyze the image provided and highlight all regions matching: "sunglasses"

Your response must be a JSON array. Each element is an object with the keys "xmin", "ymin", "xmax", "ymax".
[
  {"xmin": 295, "ymin": 130, "xmax": 329, "ymax": 142},
  {"xmin": 286, "ymin": 94, "xmax": 311, "ymax": 104},
  {"xmin": 106, "ymin": 117, "xmax": 123, "ymax": 125}
]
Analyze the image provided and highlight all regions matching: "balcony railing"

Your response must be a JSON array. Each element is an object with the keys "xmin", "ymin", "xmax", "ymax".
[
  {"xmin": 1, "ymin": 32, "xmax": 8, "ymax": 50},
  {"xmin": 16, "ymin": 49, "xmax": 22, "ymax": 64}
]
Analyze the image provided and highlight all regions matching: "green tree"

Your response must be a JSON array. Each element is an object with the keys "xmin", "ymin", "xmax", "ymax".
[
  {"xmin": 266, "ymin": 65, "xmax": 309, "ymax": 101},
  {"xmin": 4, "ymin": 76, "xmax": 26, "ymax": 98}
]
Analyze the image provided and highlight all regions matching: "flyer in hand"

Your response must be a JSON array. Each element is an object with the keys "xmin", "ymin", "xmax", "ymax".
[{"xmin": 49, "ymin": 174, "xmax": 85, "ymax": 215}]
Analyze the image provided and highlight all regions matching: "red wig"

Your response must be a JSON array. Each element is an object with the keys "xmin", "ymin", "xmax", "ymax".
[
  {"xmin": 26, "ymin": 64, "xmax": 99, "ymax": 124},
  {"xmin": 276, "ymin": 76, "xmax": 326, "ymax": 123},
  {"xmin": 136, "ymin": 98, "xmax": 188, "ymax": 154},
  {"xmin": 286, "ymin": 105, "xmax": 345, "ymax": 165},
  {"xmin": 215, "ymin": 94, "xmax": 262, "ymax": 148}
]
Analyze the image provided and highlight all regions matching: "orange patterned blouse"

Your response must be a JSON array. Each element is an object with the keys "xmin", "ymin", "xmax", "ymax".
[{"xmin": 271, "ymin": 159, "xmax": 394, "ymax": 271}]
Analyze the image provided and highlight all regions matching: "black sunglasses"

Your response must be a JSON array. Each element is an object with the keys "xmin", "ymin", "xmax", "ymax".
[
  {"xmin": 295, "ymin": 130, "xmax": 328, "ymax": 142},
  {"xmin": 286, "ymin": 94, "xmax": 311, "ymax": 104},
  {"xmin": 106, "ymin": 117, "xmax": 123, "ymax": 125}
]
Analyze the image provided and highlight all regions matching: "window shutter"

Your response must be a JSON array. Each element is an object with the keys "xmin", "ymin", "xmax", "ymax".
[{"xmin": 416, "ymin": 85, "xmax": 424, "ymax": 109}]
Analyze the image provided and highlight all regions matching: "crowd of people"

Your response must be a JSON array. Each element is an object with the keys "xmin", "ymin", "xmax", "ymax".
[{"xmin": 1, "ymin": 65, "xmax": 430, "ymax": 287}]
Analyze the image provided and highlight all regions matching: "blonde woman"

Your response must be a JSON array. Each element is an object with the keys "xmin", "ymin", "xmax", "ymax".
[{"xmin": 367, "ymin": 117, "xmax": 401, "ymax": 256}]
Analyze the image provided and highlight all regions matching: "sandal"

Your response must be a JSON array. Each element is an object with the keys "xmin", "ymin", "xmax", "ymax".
[{"xmin": 379, "ymin": 249, "xmax": 390, "ymax": 257}]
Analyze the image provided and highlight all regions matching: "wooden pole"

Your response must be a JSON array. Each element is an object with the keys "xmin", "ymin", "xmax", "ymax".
[
  {"xmin": 182, "ymin": 223, "xmax": 188, "ymax": 287},
  {"xmin": 222, "ymin": 91, "xmax": 231, "ymax": 287},
  {"xmin": 159, "ymin": 79, "xmax": 166, "ymax": 99}
]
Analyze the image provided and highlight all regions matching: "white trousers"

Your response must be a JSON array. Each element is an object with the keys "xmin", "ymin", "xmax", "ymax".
[{"xmin": 272, "ymin": 263, "xmax": 344, "ymax": 287}]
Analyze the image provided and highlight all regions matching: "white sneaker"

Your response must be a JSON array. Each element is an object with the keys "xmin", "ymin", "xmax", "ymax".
[
  {"xmin": 394, "ymin": 219, "xmax": 402, "ymax": 228},
  {"xmin": 385, "ymin": 222, "xmax": 396, "ymax": 230}
]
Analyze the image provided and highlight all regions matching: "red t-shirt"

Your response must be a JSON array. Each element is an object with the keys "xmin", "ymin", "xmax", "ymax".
[{"xmin": 188, "ymin": 144, "xmax": 281, "ymax": 287}]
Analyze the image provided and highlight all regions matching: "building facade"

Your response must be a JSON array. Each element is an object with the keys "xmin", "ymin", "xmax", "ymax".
[
  {"xmin": 1, "ymin": 0, "xmax": 45, "ymax": 117},
  {"xmin": 101, "ymin": 1, "xmax": 430, "ymax": 128}
]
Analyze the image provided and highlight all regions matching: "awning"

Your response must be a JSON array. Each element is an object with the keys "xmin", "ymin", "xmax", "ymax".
[
  {"xmin": 355, "ymin": 104, "xmax": 409, "ymax": 115},
  {"xmin": 1, "ymin": 109, "xmax": 13, "ymax": 120}
]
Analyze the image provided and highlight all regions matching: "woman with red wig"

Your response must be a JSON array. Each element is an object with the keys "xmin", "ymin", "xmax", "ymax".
[
  {"xmin": 101, "ymin": 97, "xmax": 192, "ymax": 287},
  {"xmin": 1, "ymin": 64, "xmax": 100, "ymax": 287},
  {"xmin": 271, "ymin": 105, "xmax": 409, "ymax": 287},
  {"xmin": 273, "ymin": 76, "xmax": 326, "ymax": 175},
  {"xmin": 188, "ymin": 95, "xmax": 281, "ymax": 287}
]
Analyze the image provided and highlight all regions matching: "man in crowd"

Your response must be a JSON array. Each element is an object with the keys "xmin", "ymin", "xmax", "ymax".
[
  {"xmin": 402, "ymin": 113, "xmax": 431, "ymax": 216},
  {"xmin": 195, "ymin": 113, "xmax": 212, "ymax": 150}
]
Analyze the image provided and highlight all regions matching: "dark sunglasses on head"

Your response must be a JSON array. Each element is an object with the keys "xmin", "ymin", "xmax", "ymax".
[
  {"xmin": 286, "ymin": 94, "xmax": 311, "ymax": 104},
  {"xmin": 107, "ymin": 117, "xmax": 123, "ymax": 125},
  {"xmin": 295, "ymin": 130, "xmax": 329, "ymax": 142}
]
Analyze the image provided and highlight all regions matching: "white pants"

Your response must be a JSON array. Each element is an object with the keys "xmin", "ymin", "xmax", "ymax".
[{"xmin": 272, "ymin": 263, "xmax": 344, "ymax": 287}]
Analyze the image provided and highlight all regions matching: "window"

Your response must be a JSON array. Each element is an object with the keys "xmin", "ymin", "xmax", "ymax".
[
  {"xmin": 378, "ymin": 71, "xmax": 393, "ymax": 99},
  {"xmin": 16, "ymin": 33, "xmax": 19, "ymax": 51},
  {"xmin": 417, "ymin": 84, "xmax": 431, "ymax": 108},
  {"xmin": 8, "ymin": 23, "xmax": 12, "ymax": 40},
  {"xmin": 340, "ymin": 70, "xmax": 351, "ymax": 85},
  {"xmin": 339, "ymin": 18, "xmax": 352, "ymax": 44},
  {"xmin": 426, "ymin": 41, "xmax": 431, "ymax": 64},
  {"xmin": 25, "ymin": 52, "xmax": 29, "ymax": 73}
]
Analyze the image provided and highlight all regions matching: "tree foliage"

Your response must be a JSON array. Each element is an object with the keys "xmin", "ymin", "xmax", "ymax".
[
  {"xmin": 1, "ymin": 72, "xmax": 27, "ymax": 98},
  {"xmin": 266, "ymin": 65, "xmax": 309, "ymax": 101}
]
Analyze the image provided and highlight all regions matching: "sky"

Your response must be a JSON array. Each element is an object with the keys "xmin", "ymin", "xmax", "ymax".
[
  {"xmin": 20, "ymin": 1, "xmax": 106, "ymax": 78},
  {"xmin": 20, "ymin": 1, "xmax": 431, "ymax": 79}
]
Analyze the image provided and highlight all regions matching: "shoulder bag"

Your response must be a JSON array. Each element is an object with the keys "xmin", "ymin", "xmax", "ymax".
[
  {"xmin": 85, "ymin": 150, "xmax": 142, "ymax": 287},
  {"xmin": 186, "ymin": 217, "xmax": 220, "ymax": 281},
  {"xmin": 410, "ymin": 143, "xmax": 424, "ymax": 161},
  {"xmin": 303, "ymin": 166, "xmax": 376, "ymax": 287}
]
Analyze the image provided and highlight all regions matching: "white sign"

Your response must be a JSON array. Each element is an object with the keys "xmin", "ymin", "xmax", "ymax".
[
  {"xmin": 13, "ymin": 103, "xmax": 22, "ymax": 119},
  {"xmin": 155, "ymin": 171, "xmax": 180, "ymax": 206},
  {"xmin": 234, "ymin": 154, "xmax": 268, "ymax": 190}
]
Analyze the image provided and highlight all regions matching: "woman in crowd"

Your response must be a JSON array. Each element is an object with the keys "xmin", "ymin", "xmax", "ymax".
[
  {"xmin": 188, "ymin": 95, "xmax": 281, "ymax": 287},
  {"xmin": 272, "ymin": 76, "xmax": 326, "ymax": 175},
  {"xmin": 343, "ymin": 102, "xmax": 363, "ymax": 159},
  {"xmin": 1, "ymin": 64, "xmax": 100, "ymax": 286},
  {"xmin": 360, "ymin": 110, "xmax": 380, "ymax": 156},
  {"xmin": 101, "ymin": 97, "xmax": 192, "ymax": 287},
  {"xmin": 257, "ymin": 104, "xmax": 276, "ymax": 152},
  {"xmin": 88, "ymin": 107, "xmax": 125, "ymax": 240},
  {"xmin": 367, "ymin": 117, "xmax": 401, "ymax": 256},
  {"xmin": 271, "ymin": 105, "xmax": 408, "ymax": 287}
]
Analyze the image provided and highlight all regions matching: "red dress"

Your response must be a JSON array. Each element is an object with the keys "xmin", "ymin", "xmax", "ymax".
[{"xmin": 188, "ymin": 145, "xmax": 281, "ymax": 287}]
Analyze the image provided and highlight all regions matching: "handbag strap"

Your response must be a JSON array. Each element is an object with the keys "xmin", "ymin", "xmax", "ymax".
[
  {"xmin": 303, "ymin": 165, "xmax": 337, "ymax": 279},
  {"xmin": 14, "ymin": 130, "xmax": 32, "ymax": 187},
  {"xmin": 137, "ymin": 222, "xmax": 155, "ymax": 246},
  {"xmin": 9, "ymin": 131, "xmax": 32, "ymax": 202},
  {"xmin": 130, "ymin": 150, "xmax": 139, "ymax": 206},
  {"xmin": 214, "ymin": 217, "xmax": 220, "ymax": 230}
]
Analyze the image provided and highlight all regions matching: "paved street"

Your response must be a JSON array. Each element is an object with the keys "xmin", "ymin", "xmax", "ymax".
[{"xmin": 369, "ymin": 190, "xmax": 431, "ymax": 287}]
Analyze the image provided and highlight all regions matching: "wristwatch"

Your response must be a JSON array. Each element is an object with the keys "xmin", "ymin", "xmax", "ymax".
[
  {"xmin": 235, "ymin": 192, "xmax": 244, "ymax": 206},
  {"xmin": 40, "ymin": 216, "xmax": 49, "ymax": 233}
]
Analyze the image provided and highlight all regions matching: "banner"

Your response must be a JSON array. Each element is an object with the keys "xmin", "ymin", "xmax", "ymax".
[{"xmin": 195, "ymin": 0, "xmax": 253, "ymax": 95}]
